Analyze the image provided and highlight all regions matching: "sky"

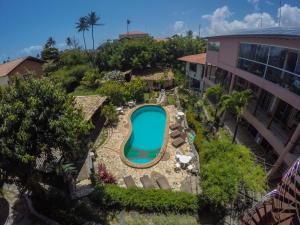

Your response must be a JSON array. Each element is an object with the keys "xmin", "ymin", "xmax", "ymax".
[{"xmin": 1, "ymin": 0, "xmax": 300, "ymax": 62}]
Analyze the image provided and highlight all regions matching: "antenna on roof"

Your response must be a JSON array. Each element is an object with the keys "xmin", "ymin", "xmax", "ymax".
[
  {"xmin": 278, "ymin": 0, "xmax": 282, "ymax": 27},
  {"xmin": 198, "ymin": 24, "xmax": 201, "ymax": 38},
  {"xmin": 260, "ymin": 12, "xmax": 263, "ymax": 28}
]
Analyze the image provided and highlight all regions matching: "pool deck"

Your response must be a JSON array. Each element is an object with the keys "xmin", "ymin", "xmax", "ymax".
[{"xmin": 95, "ymin": 105, "xmax": 192, "ymax": 191}]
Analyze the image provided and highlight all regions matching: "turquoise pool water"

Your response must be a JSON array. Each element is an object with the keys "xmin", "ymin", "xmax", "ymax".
[{"xmin": 124, "ymin": 105, "xmax": 167, "ymax": 164}]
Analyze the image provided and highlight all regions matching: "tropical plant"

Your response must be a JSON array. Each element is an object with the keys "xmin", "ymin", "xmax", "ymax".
[
  {"xmin": 0, "ymin": 76, "xmax": 92, "ymax": 195},
  {"xmin": 86, "ymin": 11, "xmax": 103, "ymax": 51},
  {"xmin": 101, "ymin": 103, "xmax": 118, "ymax": 126},
  {"xmin": 220, "ymin": 89, "xmax": 252, "ymax": 143},
  {"xmin": 205, "ymin": 84, "xmax": 223, "ymax": 129},
  {"xmin": 97, "ymin": 164, "xmax": 116, "ymax": 184},
  {"xmin": 76, "ymin": 17, "xmax": 89, "ymax": 50}
]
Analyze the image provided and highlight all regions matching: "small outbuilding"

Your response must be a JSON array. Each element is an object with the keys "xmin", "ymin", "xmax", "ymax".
[{"xmin": 0, "ymin": 56, "xmax": 44, "ymax": 85}]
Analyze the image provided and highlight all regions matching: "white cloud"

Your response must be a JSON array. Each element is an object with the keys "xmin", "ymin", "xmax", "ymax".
[
  {"xmin": 279, "ymin": 4, "xmax": 300, "ymax": 27},
  {"xmin": 173, "ymin": 21, "xmax": 185, "ymax": 34},
  {"xmin": 202, "ymin": 5, "xmax": 277, "ymax": 36},
  {"xmin": 202, "ymin": 4, "xmax": 300, "ymax": 36},
  {"xmin": 22, "ymin": 45, "xmax": 42, "ymax": 55},
  {"xmin": 266, "ymin": 0, "xmax": 274, "ymax": 6}
]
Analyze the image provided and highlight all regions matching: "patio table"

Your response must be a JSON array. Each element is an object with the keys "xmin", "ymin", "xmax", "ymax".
[{"xmin": 178, "ymin": 155, "xmax": 192, "ymax": 164}]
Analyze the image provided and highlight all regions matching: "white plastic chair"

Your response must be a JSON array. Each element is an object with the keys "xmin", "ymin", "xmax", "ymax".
[
  {"xmin": 175, "ymin": 162, "xmax": 181, "ymax": 171},
  {"xmin": 187, "ymin": 164, "xmax": 195, "ymax": 172}
]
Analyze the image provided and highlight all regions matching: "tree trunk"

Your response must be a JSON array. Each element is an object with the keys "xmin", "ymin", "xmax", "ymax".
[
  {"xmin": 91, "ymin": 25, "xmax": 94, "ymax": 50},
  {"xmin": 232, "ymin": 117, "xmax": 240, "ymax": 143},
  {"xmin": 83, "ymin": 32, "xmax": 87, "ymax": 50}
]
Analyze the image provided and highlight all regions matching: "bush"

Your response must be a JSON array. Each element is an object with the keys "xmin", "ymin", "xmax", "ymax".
[
  {"xmin": 59, "ymin": 49, "xmax": 89, "ymax": 66},
  {"xmin": 51, "ymin": 64, "xmax": 90, "ymax": 92},
  {"xmin": 186, "ymin": 107, "xmax": 203, "ymax": 153},
  {"xmin": 90, "ymin": 184, "xmax": 198, "ymax": 213}
]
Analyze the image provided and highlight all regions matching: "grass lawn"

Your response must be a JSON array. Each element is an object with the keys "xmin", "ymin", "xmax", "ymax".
[
  {"xmin": 109, "ymin": 211, "xmax": 199, "ymax": 225},
  {"xmin": 72, "ymin": 85, "xmax": 98, "ymax": 96},
  {"xmin": 144, "ymin": 91, "xmax": 159, "ymax": 104},
  {"xmin": 167, "ymin": 94, "xmax": 176, "ymax": 105}
]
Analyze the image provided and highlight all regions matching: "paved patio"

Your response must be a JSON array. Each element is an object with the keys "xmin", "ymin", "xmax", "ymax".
[{"xmin": 95, "ymin": 105, "xmax": 193, "ymax": 191}]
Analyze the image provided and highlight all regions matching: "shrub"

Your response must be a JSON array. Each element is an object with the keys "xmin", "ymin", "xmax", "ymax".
[
  {"xmin": 59, "ymin": 49, "xmax": 89, "ymax": 66},
  {"xmin": 51, "ymin": 64, "xmax": 90, "ymax": 92},
  {"xmin": 97, "ymin": 163, "xmax": 116, "ymax": 184},
  {"xmin": 186, "ymin": 107, "xmax": 203, "ymax": 153},
  {"xmin": 98, "ymin": 81, "xmax": 125, "ymax": 105},
  {"xmin": 90, "ymin": 184, "xmax": 198, "ymax": 213}
]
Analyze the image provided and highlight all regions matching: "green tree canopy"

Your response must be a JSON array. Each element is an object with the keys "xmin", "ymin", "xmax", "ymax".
[
  {"xmin": 201, "ymin": 134, "xmax": 266, "ymax": 206},
  {"xmin": 0, "ymin": 76, "xmax": 92, "ymax": 193}
]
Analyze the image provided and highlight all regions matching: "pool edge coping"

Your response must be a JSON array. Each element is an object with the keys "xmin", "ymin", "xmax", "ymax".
[{"xmin": 119, "ymin": 104, "xmax": 170, "ymax": 169}]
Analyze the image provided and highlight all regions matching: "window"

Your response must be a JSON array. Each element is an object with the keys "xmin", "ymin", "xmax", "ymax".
[
  {"xmin": 255, "ymin": 45, "xmax": 269, "ymax": 63},
  {"xmin": 189, "ymin": 63, "xmax": 197, "ymax": 73},
  {"xmin": 237, "ymin": 58, "xmax": 265, "ymax": 77},
  {"xmin": 208, "ymin": 41, "xmax": 220, "ymax": 51},
  {"xmin": 265, "ymin": 67, "xmax": 283, "ymax": 84},
  {"xmin": 285, "ymin": 50, "xmax": 298, "ymax": 73},
  {"xmin": 269, "ymin": 47, "xmax": 287, "ymax": 69},
  {"xmin": 239, "ymin": 43, "xmax": 268, "ymax": 63}
]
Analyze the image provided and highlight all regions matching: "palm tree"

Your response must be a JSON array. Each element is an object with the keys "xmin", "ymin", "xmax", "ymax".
[
  {"xmin": 205, "ymin": 84, "xmax": 223, "ymax": 128},
  {"xmin": 220, "ymin": 89, "xmax": 252, "ymax": 143},
  {"xmin": 86, "ymin": 11, "xmax": 104, "ymax": 51},
  {"xmin": 127, "ymin": 19, "xmax": 131, "ymax": 33},
  {"xmin": 44, "ymin": 37, "xmax": 56, "ymax": 48},
  {"xmin": 76, "ymin": 17, "xmax": 89, "ymax": 50},
  {"xmin": 65, "ymin": 37, "xmax": 72, "ymax": 48}
]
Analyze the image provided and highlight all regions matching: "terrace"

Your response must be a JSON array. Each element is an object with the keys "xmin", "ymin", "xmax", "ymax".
[{"xmin": 95, "ymin": 104, "xmax": 200, "ymax": 192}]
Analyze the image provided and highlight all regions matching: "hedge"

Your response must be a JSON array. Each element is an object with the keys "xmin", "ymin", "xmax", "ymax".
[{"xmin": 89, "ymin": 184, "xmax": 198, "ymax": 214}]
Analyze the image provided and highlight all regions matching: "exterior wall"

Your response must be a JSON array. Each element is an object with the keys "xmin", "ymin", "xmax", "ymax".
[
  {"xmin": 206, "ymin": 36, "xmax": 300, "ymax": 171},
  {"xmin": 8, "ymin": 60, "xmax": 43, "ymax": 81},
  {"xmin": 207, "ymin": 37, "xmax": 300, "ymax": 110},
  {"xmin": 0, "ymin": 76, "xmax": 9, "ymax": 86}
]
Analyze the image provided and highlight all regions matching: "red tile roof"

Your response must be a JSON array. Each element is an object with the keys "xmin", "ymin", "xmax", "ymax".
[
  {"xmin": 178, "ymin": 53, "xmax": 207, "ymax": 65},
  {"xmin": 0, "ymin": 56, "xmax": 44, "ymax": 77},
  {"xmin": 122, "ymin": 31, "xmax": 148, "ymax": 36}
]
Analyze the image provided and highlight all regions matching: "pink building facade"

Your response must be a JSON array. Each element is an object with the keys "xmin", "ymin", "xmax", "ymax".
[{"xmin": 205, "ymin": 29, "xmax": 300, "ymax": 178}]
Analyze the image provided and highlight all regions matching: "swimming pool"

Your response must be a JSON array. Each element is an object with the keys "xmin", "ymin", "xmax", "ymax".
[{"xmin": 121, "ymin": 105, "xmax": 168, "ymax": 168}]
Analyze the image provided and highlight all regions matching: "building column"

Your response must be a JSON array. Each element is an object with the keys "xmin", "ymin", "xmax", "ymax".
[
  {"xmin": 253, "ymin": 88, "xmax": 262, "ymax": 116},
  {"xmin": 267, "ymin": 122, "xmax": 300, "ymax": 178},
  {"xmin": 229, "ymin": 73, "xmax": 236, "ymax": 93},
  {"xmin": 267, "ymin": 97, "xmax": 280, "ymax": 129}
]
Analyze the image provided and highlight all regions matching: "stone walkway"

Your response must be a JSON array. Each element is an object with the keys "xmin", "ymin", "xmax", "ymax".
[{"xmin": 95, "ymin": 105, "xmax": 193, "ymax": 191}]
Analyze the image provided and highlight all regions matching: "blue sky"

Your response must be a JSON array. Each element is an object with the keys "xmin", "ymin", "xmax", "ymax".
[{"xmin": 1, "ymin": 0, "xmax": 300, "ymax": 61}]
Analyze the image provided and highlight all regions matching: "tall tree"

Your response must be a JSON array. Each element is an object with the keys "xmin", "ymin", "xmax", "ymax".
[
  {"xmin": 76, "ymin": 17, "xmax": 89, "ymax": 50},
  {"xmin": 0, "ymin": 76, "xmax": 92, "ymax": 195},
  {"xmin": 220, "ymin": 90, "xmax": 252, "ymax": 143},
  {"xmin": 86, "ymin": 11, "xmax": 103, "ymax": 51}
]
